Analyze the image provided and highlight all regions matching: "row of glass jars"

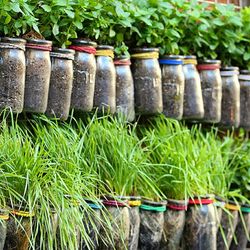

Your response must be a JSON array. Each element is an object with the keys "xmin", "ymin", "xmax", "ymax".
[{"xmin": 0, "ymin": 37, "xmax": 249, "ymax": 129}]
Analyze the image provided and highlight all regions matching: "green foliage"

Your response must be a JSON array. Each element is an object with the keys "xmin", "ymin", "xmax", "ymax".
[
  {"xmin": 0, "ymin": 0, "xmax": 249, "ymax": 65},
  {"xmin": 0, "ymin": 0, "xmax": 39, "ymax": 37}
]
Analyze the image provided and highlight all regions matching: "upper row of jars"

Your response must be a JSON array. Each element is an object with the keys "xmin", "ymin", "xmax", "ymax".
[{"xmin": 0, "ymin": 37, "xmax": 248, "ymax": 129}]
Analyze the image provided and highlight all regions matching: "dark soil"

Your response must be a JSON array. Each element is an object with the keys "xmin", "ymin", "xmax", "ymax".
[
  {"xmin": 132, "ymin": 59, "xmax": 162, "ymax": 115},
  {"xmin": 128, "ymin": 207, "xmax": 140, "ymax": 250},
  {"xmin": 230, "ymin": 212, "xmax": 250, "ymax": 250},
  {"xmin": 71, "ymin": 52, "xmax": 96, "ymax": 112},
  {"xmin": 161, "ymin": 209, "xmax": 185, "ymax": 250},
  {"xmin": 0, "ymin": 45, "xmax": 25, "ymax": 113},
  {"xmin": 4, "ymin": 216, "xmax": 32, "ymax": 250},
  {"xmin": 0, "ymin": 220, "xmax": 7, "ymax": 250},
  {"xmin": 115, "ymin": 64, "xmax": 135, "ymax": 122},
  {"xmin": 217, "ymin": 210, "xmax": 239, "ymax": 250},
  {"xmin": 46, "ymin": 57, "xmax": 73, "ymax": 120},
  {"xmin": 161, "ymin": 64, "xmax": 185, "ymax": 120},
  {"xmin": 81, "ymin": 209, "xmax": 101, "ymax": 250},
  {"xmin": 183, "ymin": 204, "xmax": 217, "ymax": 250},
  {"xmin": 24, "ymin": 49, "xmax": 51, "ymax": 113},
  {"xmin": 220, "ymin": 75, "xmax": 240, "ymax": 128},
  {"xmin": 183, "ymin": 64, "xmax": 204, "ymax": 120},
  {"xmin": 138, "ymin": 210, "xmax": 164, "ymax": 250},
  {"xmin": 200, "ymin": 69, "xmax": 222, "ymax": 123},
  {"xmin": 239, "ymin": 79, "xmax": 250, "ymax": 130},
  {"xmin": 99, "ymin": 207, "xmax": 130, "ymax": 250},
  {"xmin": 94, "ymin": 56, "xmax": 116, "ymax": 114}
]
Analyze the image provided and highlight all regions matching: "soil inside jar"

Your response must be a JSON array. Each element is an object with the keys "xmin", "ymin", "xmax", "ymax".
[
  {"xmin": 229, "ymin": 212, "xmax": 250, "ymax": 250},
  {"xmin": 0, "ymin": 44, "xmax": 25, "ymax": 113},
  {"xmin": 70, "ymin": 51, "xmax": 96, "ymax": 113},
  {"xmin": 128, "ymin": 206, "xmax": 140, "ymax": 250},
  {"xmin": 99, "ymin": 206, "xmax": 130, "ymax": 250},
  {"xmin": 46, "ymin": 52, "xmax": 74, "ymax": 121},
  {"xmin": 217, "ymin": 209, "xmax": 239, "ymax": 250},
  {"xmin": 4, "ymin": 215, "xmax": 32, "ymax": 250},
  {"xmin": 94, "ymin": 56, "xmax": 116, "ymax": 115},
  {"xmin": 161, "ymin": 200, "xmax": 186, "ymax": 250},
  {"xmin": 132, "ymin": 59, "xmax": 163, "ymax": 115},
  {"xmin": 161, "ymin": 64, "xmax": 184, "ymax": 120},
  {"xmin": 24, "ymin": 48, "xmax": 51, "ymax": 113},
  {"xmin": 0, "ymin": 220, "xmax": 7, "ymax": 250},
  {"xmin": 115, "ymin": 63, "xmax": 135, "ymax": 122},
  {"xmin": 239, "ymin": 75, "xmax": 250, "ymax": 130},
  {"xmin": 183, "ymin": 64, "xmax": 204, "ymax": 120},
  {"xmin": 183, "ymin": 204, "xmax": 217, "ymax": 250},
  {"xmin": 81, "ymin": 208, "xmax": 101, "ymax": 250},
  {"xmin": 199, "ymin": 69, "xmax": 222, "ymax": 123}
]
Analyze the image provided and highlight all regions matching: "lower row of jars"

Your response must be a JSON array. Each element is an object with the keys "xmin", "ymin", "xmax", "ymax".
[
  {"xmin": 0, "ymin": 37, "xmax": 248, "ymax": 128},
  {"xmin": 0, "ymin": 197, "xmax": 249, "ymax": 250}
]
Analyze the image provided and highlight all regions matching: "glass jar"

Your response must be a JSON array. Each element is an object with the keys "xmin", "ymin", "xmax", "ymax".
[
  {"xmin": 159, "ymin": 55, "xmax": 184, "ymax": 120},
  {"xmin": 69, "ymin": 39, "xmax": 97, "ymax": 113},
  {"xmin": 94, "ymin": 45, "xmax": 116, "ymax": 114},
  {"xmin": 139, "ymin": 200, "xmax": 166, "ymax": 249},
  {"xmin": 24, "ymin": 39, "xmax": 52, "ymax": 113},
  {"xmin": 0, "ymin": 37, "xmax": 26, "ymax": 113},
  {"xmin": 114, "ymin": 56, "xmax": 135, "ymax": 122},
  {"xmin": 46, "ymin": 48, "xmax": 75, "ymax": 120},
  {"xmin": 183, "ymin": 55, "xmax": 204, "ymax": 120},
  {"xmin": 239, "ymin": 70, "xmax": 250, "ymax": 130},
  {"xmin": 184, "ymin": 197, "xmax": 216, "ymax": 250},
  {"xmin": 220, "ymin": 67, "xmax": 240, "ymax": 128},
  {"xmin": 197, "ymin": 60, "xmax": 222, "ymax": 123},
  {"xmin": 131, "ymin": 48, "xmax": 162, "ymax": 115}
]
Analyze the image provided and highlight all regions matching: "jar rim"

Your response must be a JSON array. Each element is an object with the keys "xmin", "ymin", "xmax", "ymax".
[
  {"xmin": 115, "ymin": 55, "xmax": 130, "ymax": 60},
  {"xmin": 1, "ymin": 37, "xmax": 26, "ymax": 44},
  {"xmin": 240, "ymin": 70, "xmax": 250, "ymax": 75},
  {"xmin": 71, "ymin": 39, "xmax": 97, "ymax": 47},
  {"xmin": 26, "ymin": 39, "xmax": 52, "ymax": 46},
  {"xmin": 161, "ymin": 55, "xmax": 183, "ymax": 60},
  {"xmin": 53, "ymin": 47, "xmax": 75, "ymax": 55},
  {"xmin": 97, "ymin": 45, "xmax": 114, "ymax": 50},
  {"xmin": 221, "ymin": 66, "xmax": 239, "ymax": 71},
  {"xmin": 131, "ymin": 47, "xmax": 159, "ymax": 53},
  {"xmin": 142, "ymin": 199, "xmax": 167, "ymax": 206},
  {"xmin": 198, "ymin": 59, "xmax": 221, "ymax": 64},
  {"xmin": 184, "ymin": 55, "xmax": 196, "ymax": 59}
]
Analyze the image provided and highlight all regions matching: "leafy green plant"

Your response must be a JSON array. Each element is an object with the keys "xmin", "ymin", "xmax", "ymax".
[{"xmin": 0, "ymin": 0, "xmax": 39, "ymax": 37}]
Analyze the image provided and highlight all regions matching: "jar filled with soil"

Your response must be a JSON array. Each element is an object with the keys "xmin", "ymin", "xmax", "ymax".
[
  {"xmin": 24, "ymin": 39, "xmax": 52, "ymax": 113},
  {"xmin": 220, "ymin": 67, "xmax": 240, "ymax": 128},
  {"xmin": 69, "ymin": 39, "xmax": 97, "ymax": 113},
  {"xmin": 183, "ymin": 55, "xmax": 204, "ymax": 120},
  {"xmin": 183, "ymin": 197, "xmax": 217, "ymax": 250},
  {"xmin": 161, "ymin": 199, "xmax": 187, "ymax": 250},
  {"xmin": 81, "ymin": 199, "xmax": 102, "ymax": 250},
  {"xmin": 159, "ymin": 55, "xmax": 185, "ymax": 120},
  {"xmin": 0, "ymin": 209, "xmax": 9, "ymax": 250},
  {"xmin": 213, "ymin": 196, "xmax": 226, "ymax": 234},
  {"xmin": 230, "ymin": 204, "xmax": 250, "ymax": 250},
  {"xmin": 114, "ymin": 57, "xmax": 135, "ymax": 122},
  {"xmin": 197, "ymin": 60, "xmax": 222, "ymax": 123},
  {"xmin": 131, "ymin": 48, "xmax": 163, "ymax": 115},
  {"xmin": 99, "ymin": 197, "xmax": 130, "ymax": 250},
  {"xmin": 94, "ymin": 45, "xmax": 116, "ymax": 114},
  {"xmin": 46, "ymin": 48, "xmax": 74, "ymax": 120},
  {"xmin": 128, "ymin": 196, "xmax": 141, "ymax": 250},
  {"xmin": 217, "ymin": 201, "xmax": 240, "ymax": 250},
  {"xmin": 239, "ymin": 70, "xmax": 250, "ymax": 130},
  {"xmin": 0, "ymin": 37, "xmax": 26, "ymax": 113},
  {"xmin": 34, "ymin": 206, "xmax": 58, "ymax": 249},
  {"xmin": 139, "ymin": 200, "xmax": 166, "ymax": 250},
  {"xmin": 4, "ymin": 205, "xmax": 35, "ymax": 250}
]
